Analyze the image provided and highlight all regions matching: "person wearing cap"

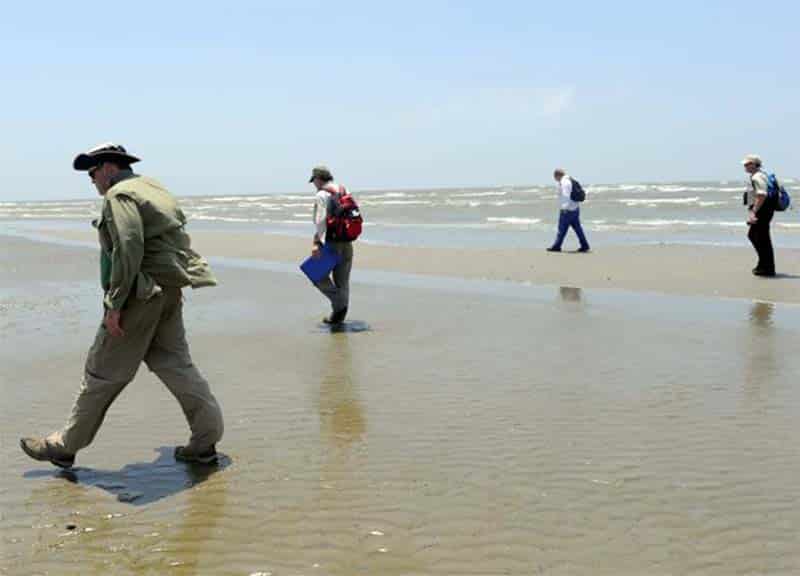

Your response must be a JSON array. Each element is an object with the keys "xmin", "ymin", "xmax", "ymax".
[
  {"xmin": 742, "ymin": 154, "xmax": 776, "ymax": 277},
  {"xmin": 310, "ymin": 165, "xmax": 353, "ymax": 324},
  {"xmin": 20, "ymin": 143, "xmax": 224, "ymax": 468},
  {"xmin": 547, "ymin": 168, "xmax": 590, "ymax": 253}
]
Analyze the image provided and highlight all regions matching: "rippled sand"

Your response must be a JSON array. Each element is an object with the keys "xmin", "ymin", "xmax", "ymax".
[{"xmin": 2, "ymin": 236, "xmax": 800, "ymax": 575}]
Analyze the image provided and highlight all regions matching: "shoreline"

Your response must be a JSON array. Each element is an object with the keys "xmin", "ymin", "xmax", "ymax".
[{"xmin": 4, "ymin": 227, "xmax": 800, "ymax": 304}]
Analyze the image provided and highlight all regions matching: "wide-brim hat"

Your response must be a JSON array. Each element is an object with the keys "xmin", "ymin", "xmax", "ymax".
[{"xmin": 73, "ymin": 142, "xmax": 140, "ymax": 171}]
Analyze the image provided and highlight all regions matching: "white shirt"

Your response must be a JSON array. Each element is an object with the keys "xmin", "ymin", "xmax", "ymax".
[
  {"xmin": 746, "ymin": 171, "xmax": 769, "ymax": 207},
  {"xmin": 312, "ymin": 181, "xmax": 341, "ymax": 242},
  {"xmin": 558, "ymin": 175, "xmax": 579, "ymax": 211}
]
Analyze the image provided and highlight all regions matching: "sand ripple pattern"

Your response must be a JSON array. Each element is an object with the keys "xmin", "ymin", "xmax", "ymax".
[{"xmin": 3, "ymin": 239, "xmax": 800, "ymax": 575}]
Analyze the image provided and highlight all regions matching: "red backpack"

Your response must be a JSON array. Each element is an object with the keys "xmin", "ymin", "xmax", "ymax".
[{"xmin": 324, "ymin": 185, "xmax": 363, "ymax": 242}]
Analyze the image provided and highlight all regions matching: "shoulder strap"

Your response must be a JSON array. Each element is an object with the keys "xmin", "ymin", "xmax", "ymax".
[{"xmin": 321, "ymin": 183, "xmax": 344, "ymax": 196}]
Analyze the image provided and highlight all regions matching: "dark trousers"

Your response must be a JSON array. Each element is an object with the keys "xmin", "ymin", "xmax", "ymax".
[
  {"xmin": 314, "ymin": 241, "xmax": 353, "ymax": 313},
  {"xmin": 552, "ymin": 209, "xmax": 589, "ymax": 250},
  {"xmin": 747, "ymin": 204, "xmax": 775, "ymax": 274}
]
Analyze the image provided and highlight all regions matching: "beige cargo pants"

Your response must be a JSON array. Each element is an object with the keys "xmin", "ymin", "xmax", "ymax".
[{"xmin": 47, "ymin": 287, "xmax": 223, "ymax": 455}]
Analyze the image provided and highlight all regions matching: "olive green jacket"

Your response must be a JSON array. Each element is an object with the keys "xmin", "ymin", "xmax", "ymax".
[{"xmin": 94, "ymin": 171, "xmax": 216, "ymax": 310}]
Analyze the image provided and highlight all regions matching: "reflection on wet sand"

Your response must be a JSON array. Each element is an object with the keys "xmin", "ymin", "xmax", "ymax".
[
  {"xmin": 749, "ymin": 300, "xmax": 775, "ymax": 328},
  {"xmin": 559, "ymin": 285, "xmax": 583, "ymax": 303},
  {"xmin": 307, "ymin": 332, "xmax": 423, "ymax": 574},
  {"xmin": 164, "ymin": 464, "xmax": 229, "ymax": 575},
  {"xmin": 318, "ymin": 334, "xmax": 366, "ymax": 447},
  {"xmin": 744, "ymin": 300, "xmax": 778, "ymax": 402}
]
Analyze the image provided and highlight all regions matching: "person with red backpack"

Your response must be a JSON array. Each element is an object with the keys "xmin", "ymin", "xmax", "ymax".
[{"xmin": 309, "ymin": 165, "xmax": 362, "ymax": 324}]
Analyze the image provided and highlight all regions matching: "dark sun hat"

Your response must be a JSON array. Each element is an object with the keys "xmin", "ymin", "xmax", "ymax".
[
  {"xmin": 308, "ymin": 165, "xmax": 333, "ymax": 182},
  {"xmin": 73, "ymin": 142, "xmax": 141, "ymax": 171}
]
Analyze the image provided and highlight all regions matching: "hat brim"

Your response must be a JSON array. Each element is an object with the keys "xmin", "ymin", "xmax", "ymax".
[{"xmin": 73, "ymin": 151, "xmax": 141, "ymax": 171}]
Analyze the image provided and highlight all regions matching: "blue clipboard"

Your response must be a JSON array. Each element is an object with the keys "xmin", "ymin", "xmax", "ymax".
[{"xmin": 300, "ymin": 244, "xmax": 341, "ymax": 283}]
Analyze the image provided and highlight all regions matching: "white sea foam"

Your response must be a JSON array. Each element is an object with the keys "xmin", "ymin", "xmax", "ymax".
[
  {"xmin": 190, "ymin": 215, "xmax": 261, "ymax": 223},
  {"xmin": 366, "ymin": 200, "xmax": 435, "ymax": 206},
  {"xmin": 625, "ymin": 219, "xmax": 744, "ymax": 228},
  {"xmin": 8, "ymin": 213, "xmax": 88, "ymax": 219},
  {"xmin": 200, "ymin": 196, "xmax": 267, "ymax": 203},
  {"xmin": 619, "ymin": 197, "xmax": 701, "ymax": 206},
  {"xmin": 486, "ymin": 217, "xmax": 542, "ymax": 225},
  {"xmin": 362, "ymin": 192, "xmax": 412, "ymax": 199},
  {"xmin": 653, "ymin": 185, "xmax": 725, "ymax": 193},
  {"xmin": 367, "ymin": 221, "xmax": 490, "ymax": 230},
  {"xmin": 449, "ymin": 191, "xmax": 509, "ymax": 198}
]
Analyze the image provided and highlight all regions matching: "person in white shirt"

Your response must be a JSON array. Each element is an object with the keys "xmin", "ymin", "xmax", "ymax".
[
  {"xmin": 547, "ymin": 168, "xmax": 590, "ymax": 252},
  {"xmin": 742, "ymin": 154, "xmax": 775, "ymax": 276},
  {"xmin": 310, "ymin": 165, "xmax": 354, "ymax": 324}
]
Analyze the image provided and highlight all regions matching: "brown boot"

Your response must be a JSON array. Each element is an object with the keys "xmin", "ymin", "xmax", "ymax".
[
  {"xmin": 19, "ymin": 437, "xmax": 75, "ymax": 469},
  {"xmin": 174, "ymin": 445, "xmax": 218, "ymax": 465}
]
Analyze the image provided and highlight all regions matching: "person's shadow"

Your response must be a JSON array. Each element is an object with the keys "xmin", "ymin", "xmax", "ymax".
[
  {"xmin": 319, "ymin": 319, "xmax": 371, "ymax": 334},
  {"xmin": 23, "ymin": 446, "xmax": 230, "ymax": 506}
]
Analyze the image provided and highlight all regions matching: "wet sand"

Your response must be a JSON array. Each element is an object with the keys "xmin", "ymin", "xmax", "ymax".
[
  {"xmin": 30, "ymin": 227, "xmax": 800, "ymax": 303},
  {"xmin": 3, "ymin": 235, "xmax": 800, "ymax": 575}
]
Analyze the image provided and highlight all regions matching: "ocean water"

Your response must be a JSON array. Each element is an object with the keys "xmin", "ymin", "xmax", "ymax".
[{"xmin": 2, "ymin": 180, "xmax": 798, "ymax": 249}]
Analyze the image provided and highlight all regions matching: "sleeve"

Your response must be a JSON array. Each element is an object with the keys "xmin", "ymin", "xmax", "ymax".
[
  {"xmin": 103, "ymin": 195, "xmax": 144, "ymax": 310},
  {"xmin": 752, "ymin": 173, "xmax": 768, "ymax": 197},
  {"xmin": 313, "ymin": 192, "xmax": 328, "ymax": 241}
]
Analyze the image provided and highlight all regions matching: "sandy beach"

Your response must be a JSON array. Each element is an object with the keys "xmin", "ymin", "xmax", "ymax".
[
  {"xmin": 3, "ymin": 233, "xmax": 800, "ymax": 575},
  {"xmin": 27, "ymin": 227, "xmax": 800, "ymax": 303}
]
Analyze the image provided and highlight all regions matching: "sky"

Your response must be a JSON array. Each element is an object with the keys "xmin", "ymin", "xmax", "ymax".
[{"xmin": 1, "ymin": 0, "xmax": 798, "ymax": 201}]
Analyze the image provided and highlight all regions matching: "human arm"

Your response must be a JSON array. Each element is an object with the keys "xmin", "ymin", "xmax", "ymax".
[
  {"xmin": 748, "ymin": 173, "xmax": 769, "ymax": 224},
  {"xmin": 311, "ymin": 192, "xmax": 327, "ymax": 257},
  {"xmin": 103, "ymin": 195, "xmax": 144, "ymax": 314}
]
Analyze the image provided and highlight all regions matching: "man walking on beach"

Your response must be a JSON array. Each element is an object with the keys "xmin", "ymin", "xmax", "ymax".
[
  {"xmin": 310, "ymin": 165, "xmax": 355, "ymax": 324},
  {"xmin": 20, "ymin": 143, "xmax": 224, "ymax": 468},
  {"xmin": 742, "ymin": 154, "xmax": 776, "ymax": 277},
  {"xmin": 547, "ymin": 168, "xmax": 590, "ymax": 253}
]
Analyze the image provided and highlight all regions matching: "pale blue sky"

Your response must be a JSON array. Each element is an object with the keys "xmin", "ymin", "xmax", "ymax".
[{"xmin": 1, "ymin": 0, "xmax": 797, "ymax": 201}]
